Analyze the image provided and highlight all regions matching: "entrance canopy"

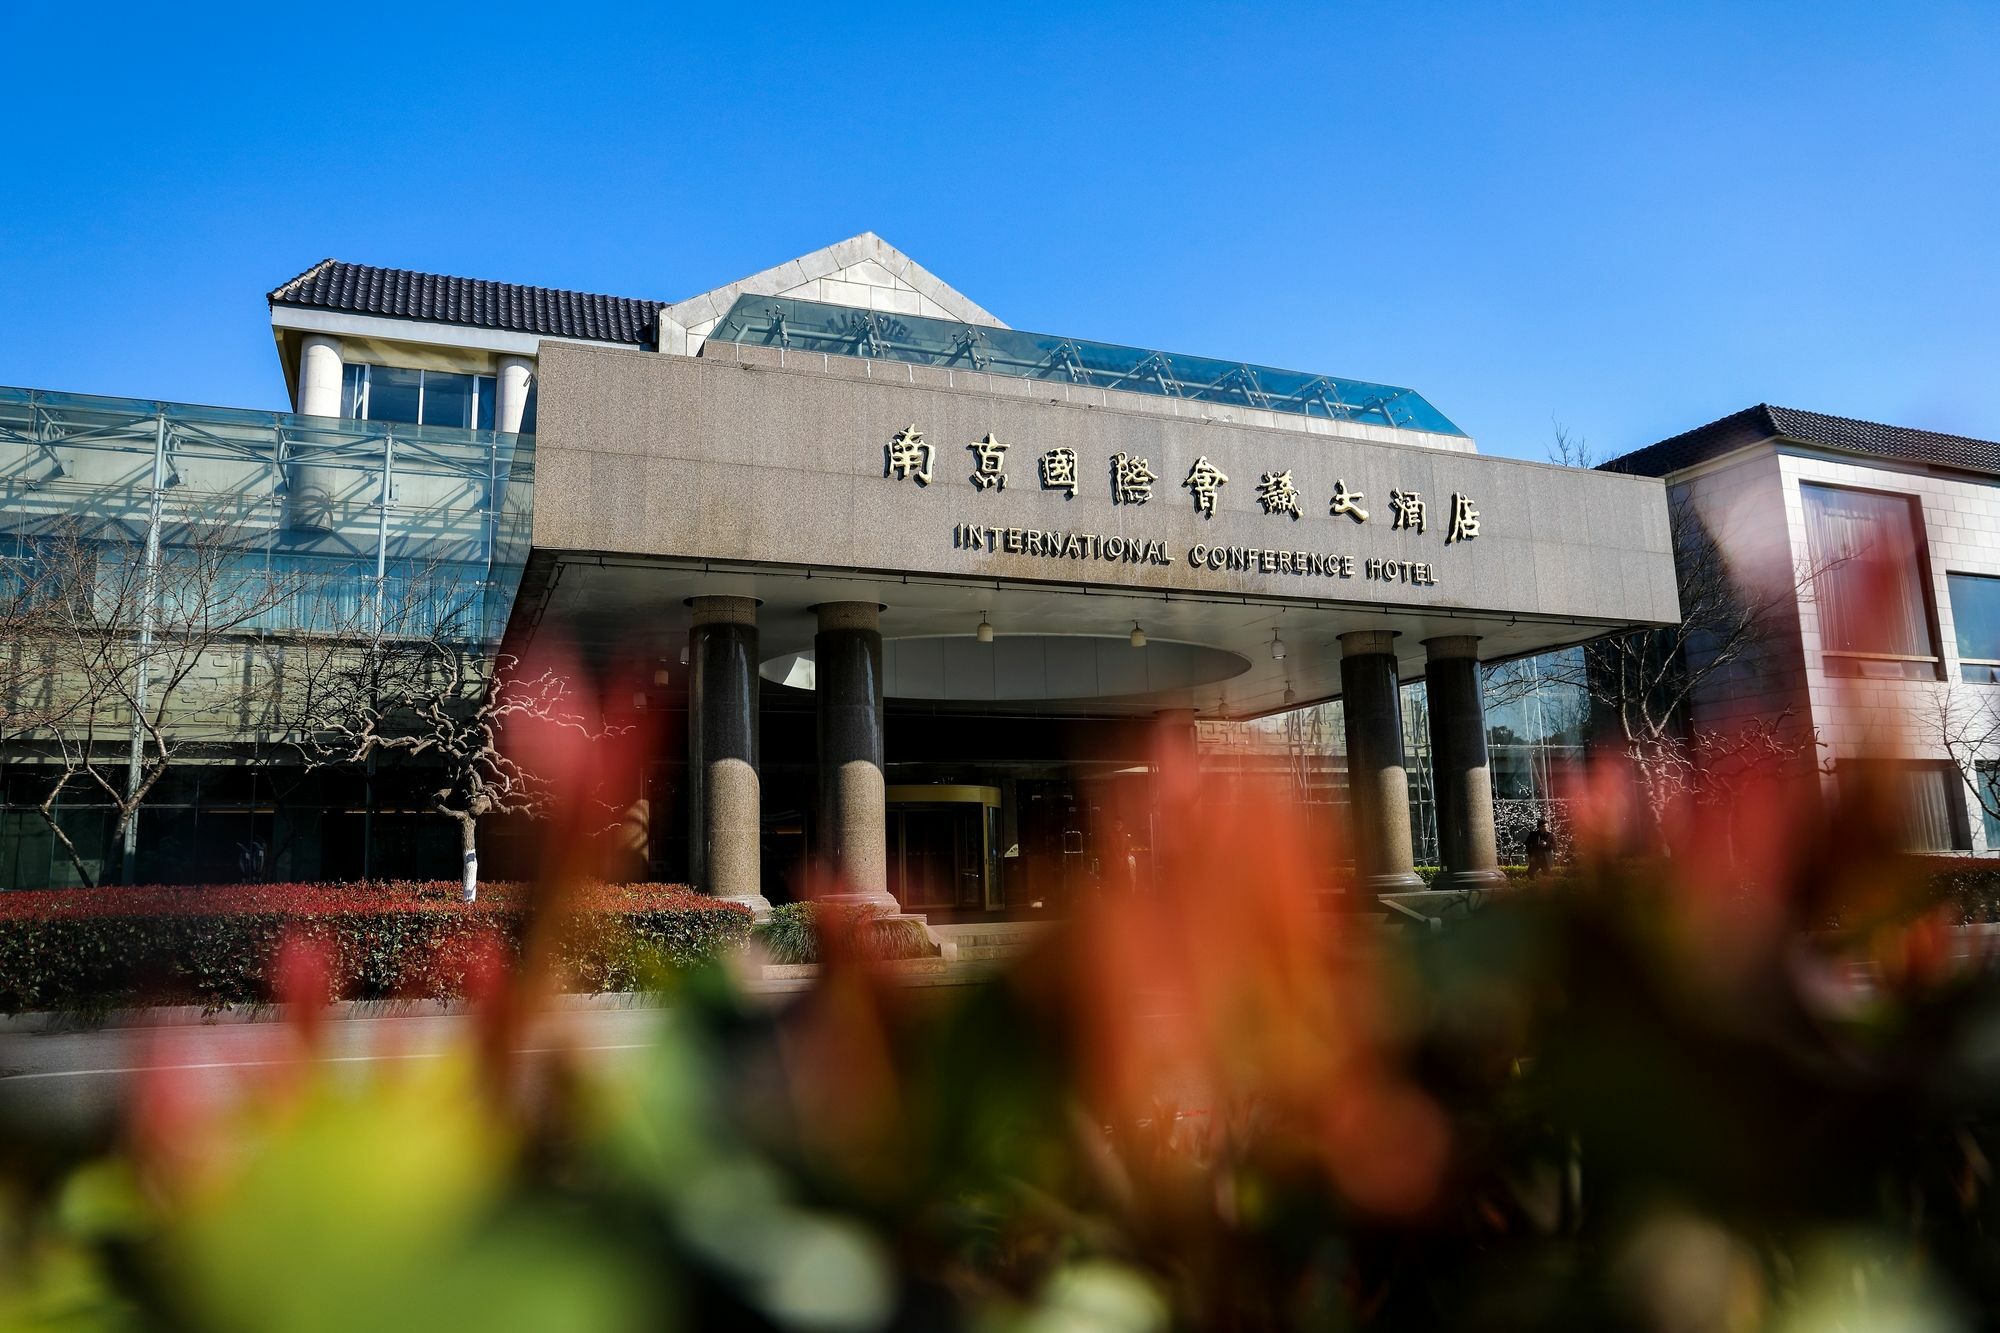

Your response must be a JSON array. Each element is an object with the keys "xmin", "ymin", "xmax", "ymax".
[
  {"xmin": 516, "ymin": 339, "xmax": 1678, "ymax": 716},
  {"xmin": 518, "ymin": 554, "xmax": 1669, "ymax": 718}
]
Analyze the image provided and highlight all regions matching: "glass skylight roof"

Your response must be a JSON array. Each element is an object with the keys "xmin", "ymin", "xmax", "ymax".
[{"xmin": 703, "ymin": 294, "xmax": 1465, "ymax": 437}]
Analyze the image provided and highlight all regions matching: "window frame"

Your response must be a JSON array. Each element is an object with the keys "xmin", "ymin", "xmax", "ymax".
[
  {"xmin": 339, "ymin": 363, "xmax": 496, "ymax": 430},
  {"xmin": 1976, "ymin": 760, "xmax": 2000, "ymax": 851},
  {"xmin": 1799, "ymin": 480, "xmax": 1945, "ymax": 681},
  {"xmin": 1841, "ymin": 758, "xmax": 1971, "ymax": 853},
  {"xmin": 1946, "ymin": 570, "xmax": 2000, "ymax": 684}
]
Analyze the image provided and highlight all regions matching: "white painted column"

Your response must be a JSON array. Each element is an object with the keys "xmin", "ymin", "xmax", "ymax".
[
  {"xmin": 495, "ymin": 355, "xmax": 535, "ymax": 433},
  {"xmin": 298, "ymin": 335, "xmax": 345, "ymax": 417},
  {"xmin": 288, "ymin": 335, "xmax": 343, "ymax": 532}
]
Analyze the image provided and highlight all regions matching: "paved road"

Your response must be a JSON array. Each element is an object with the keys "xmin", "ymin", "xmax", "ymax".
[{"xmin": 0, "ymin": 1001, "xmax": 682, "ymax": 1135}]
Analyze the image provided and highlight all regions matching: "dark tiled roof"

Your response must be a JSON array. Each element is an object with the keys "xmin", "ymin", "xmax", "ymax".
[
  {"xmin": 267, "ymin": 259, "xmax": 662, "ymax": 347},
  {"xmin": 1602, "ymin": 404, "xmax": 2000, "ymax": 479}
]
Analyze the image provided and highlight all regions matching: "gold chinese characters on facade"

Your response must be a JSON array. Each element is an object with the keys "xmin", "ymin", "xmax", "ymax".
[{"xmin": 885, "ymin": 427, "xmax": 1476, "ymax": 587}]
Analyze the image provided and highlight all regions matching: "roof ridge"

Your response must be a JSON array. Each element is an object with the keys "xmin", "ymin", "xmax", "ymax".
[
  {"xmin": 267, "ymin": 258, "xmax": 663, "ymax": 347},
  {"xmin": 1764, "ymin": 403, "xmax": 1999, "ymax": 450},
  {"xmin": 265, "ymin": 258, "xmax": 337, "ymax": 303},
  {"xmin": 267, "ymin": 258, "xmax": 668, "ymax": 310},
  {"xmin": 664, "ymin": 232, "xmax": 1005, "ymax": 330},
  {"xmin": 1602, "ymin": 402, "xmax": 2000, "ymax": 480}
]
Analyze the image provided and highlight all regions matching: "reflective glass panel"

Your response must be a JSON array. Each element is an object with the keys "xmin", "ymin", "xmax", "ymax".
[
  {"xmin": 342, "ymin": 364, "xmax": 367, "ymax": 418},
  {"xmin": 473, "ymin": 375, "xmax": 495, "ymax": 430},
  {"xmin": 1981, "ymin": 764, "xmax": 2000, "ymax": 852},
  {"xmin": 1489, "ymin": 746, "xmax": 1539, "ymax": 801},
  {"xmin": 420, "ymin": 372, "xmax": 473, "ymax": 429},
  {"xmin": 1949, "ymin": 572, "xmax": 2000, "ymax": 666},
  {"xmin": 366, "ymin": 366, "xmax": 422, "ymax": 425}
]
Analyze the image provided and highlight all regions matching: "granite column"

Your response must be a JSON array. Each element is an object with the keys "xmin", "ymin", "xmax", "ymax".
[
  {"xmin": 1423, "ymin": 636, "xmax": 1505, "ymax": 890},
  {"xmin": 815, "ymin": 601, "xmax": 898, "ymax": 909},
  {"xmin": 1339, "ymin": 630, "xmax": 1424, "ymax": 893},
  {"xmin": 688, "ymin": 595, "xmax": 770, "ymax": 920}
]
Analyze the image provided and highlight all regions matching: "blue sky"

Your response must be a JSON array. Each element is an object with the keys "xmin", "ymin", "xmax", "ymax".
[{"xmin": 3, "ymin": 2, "xmax": 1995, "ymax": 461}]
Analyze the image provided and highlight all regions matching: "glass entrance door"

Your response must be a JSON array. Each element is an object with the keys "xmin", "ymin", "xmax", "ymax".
[{"xmin": 886, "ymin": 786, "xmax": 1002, "ymax": 914}]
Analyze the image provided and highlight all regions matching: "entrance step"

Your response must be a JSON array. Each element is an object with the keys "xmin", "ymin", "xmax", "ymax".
[
  {"xmin": 927, "ymin": 920, "xmax": 1053, "ymax": 962},
  {"xmin": 954, "ymin": 943, "xmax": 1033, "ymax": 961}
]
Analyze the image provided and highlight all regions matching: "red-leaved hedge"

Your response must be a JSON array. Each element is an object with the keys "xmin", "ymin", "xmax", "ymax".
[{"xmin": 0, "ymin": 880, "xmax": 751, "ymax": 1015}]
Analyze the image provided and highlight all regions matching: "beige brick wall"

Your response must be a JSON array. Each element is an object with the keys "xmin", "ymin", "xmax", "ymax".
[{"xmin": 1772, "ymin": 450, "xmax": 2000, "ymax": 850}]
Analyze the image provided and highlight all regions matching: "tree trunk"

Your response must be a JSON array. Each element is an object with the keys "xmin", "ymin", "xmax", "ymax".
[
  {"xmin": 37, "ymin": 779, "xmax": 98, "ymax": 889},
  {"xmin": 459, "ymin": 816, "xmax": 479, "ymax": 903},
  {"xmin": 113, "ymin": 805, "xmax": 137, "ymax": 887},
  {"xmin": 1633, "ymin": 747, "xmax": 1676, "ymax": 857}
]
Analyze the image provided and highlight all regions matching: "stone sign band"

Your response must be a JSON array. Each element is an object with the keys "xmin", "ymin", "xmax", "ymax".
[{"xmin": 895, "ymin": 426, "xmax": 1481, "ymax": 547}]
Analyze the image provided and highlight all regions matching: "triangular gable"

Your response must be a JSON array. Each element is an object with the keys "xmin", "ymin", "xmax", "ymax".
[{"xmin": 661, "ymin": 232, "xmax": 1004, "ymax": 354}]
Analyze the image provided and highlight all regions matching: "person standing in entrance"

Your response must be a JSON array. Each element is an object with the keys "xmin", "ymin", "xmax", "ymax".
[
  {"xmin": 1524, "ymin": 818, "xmax": 1556, "ymax": 879},
  {"xmin": 1109, "ymin": 817, "xmax": 1141, "ymax": 897}
]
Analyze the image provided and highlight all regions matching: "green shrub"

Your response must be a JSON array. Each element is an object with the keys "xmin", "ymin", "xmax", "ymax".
[{"xmin": 0, "ymin": 880, "xmax": 750, "ymax": 1015}]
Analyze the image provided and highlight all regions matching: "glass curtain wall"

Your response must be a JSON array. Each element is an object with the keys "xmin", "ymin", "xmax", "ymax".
[
  {"xmin": 0, "ymin": 386, "xmax": 536, "ymax": 889},
  {"xmin": 705, "ymin": 294, "xmax": 1467, "ymax": 437},
  {"xmin": 1228, "ymin": 647, "xmax": 1590, "ymax": 871}
]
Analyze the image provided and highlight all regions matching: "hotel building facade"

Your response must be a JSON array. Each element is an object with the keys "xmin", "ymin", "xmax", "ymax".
[{"xmin": 5, "ymin": 234, "xmax": 1697, "ymax": 902}]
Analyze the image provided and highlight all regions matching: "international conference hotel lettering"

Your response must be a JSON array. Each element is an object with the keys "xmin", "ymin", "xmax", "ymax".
[
  {"xmin": 948, "ymin": 523, "xmax": 1441, "ymax": 586},
  {"xmin": 894, "ymin": 424, "xmax": 1468, "ymax": 586}
]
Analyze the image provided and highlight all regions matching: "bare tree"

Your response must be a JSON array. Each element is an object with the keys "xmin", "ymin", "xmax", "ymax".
[
  {"xmin": 1542, "ymin": 438, "xmax": 1829, "ymax": 845},
  {"xmin": 243, "ymin": 558, "xmax": 487, "ymax": 878},
  {"xmin": 294, "ymin": 628, "xmax": 621, "ymax": 901},
  {"xmin": 1923, "ymin": 681, "xmax": 2000, "ymax": 834},
  {"xmin": 1547, "ymin": 418, "xmax": 1599, "ymax": 470},
  {"xmin": 0, "ymin": 519, "xmax": 308, "ymax": 886},
  {"xmin": 1280, "ymin": 703, "xmax": 1330, "ymax": 804},
  {"xmin": 1480, "ymin": 658, "xmax": 1540, "ymax": 715}
]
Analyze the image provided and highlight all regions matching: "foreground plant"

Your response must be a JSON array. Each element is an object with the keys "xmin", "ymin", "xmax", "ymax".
[{"xmin": 4, "ymin": 751, "xmax": 2000, "ymax": 1330}]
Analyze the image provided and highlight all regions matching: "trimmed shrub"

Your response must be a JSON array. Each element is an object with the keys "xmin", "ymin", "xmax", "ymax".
[
  {"xmin": 0, "ymin": 880, "xmax": 751, "ymax": 1015},
  {"xmin": 1905, "ymin": 855, "xmax": 2000, "ymax": 924}
]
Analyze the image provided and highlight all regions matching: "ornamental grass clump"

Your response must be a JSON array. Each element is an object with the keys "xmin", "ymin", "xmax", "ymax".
[{"xmin": 755, "ymin": 901, "xmax": 935, "ymax": 964}]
